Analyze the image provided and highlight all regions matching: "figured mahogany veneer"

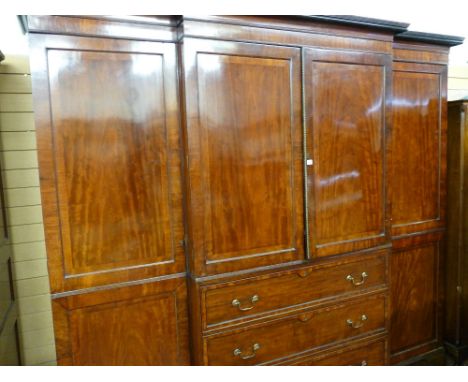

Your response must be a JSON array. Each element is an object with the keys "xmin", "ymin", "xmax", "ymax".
[
  {"xmin": 390, "ymin": 234, "xmax": 442, "ymax": 363},
  {"xmin": 30, "ymin": 34, "xmax": 186, "ymax": 292},
  {"xmin": 389, "ymin": 39, "xmax": 449, "ymax": 364},
  {"xmin": 304, "ymin": 49, "xmax": 391, "ymax": 257},
  {"xmin": 201, "ymin": 249, "xmax": 388, "ymax": 330},
  {"xmin": 204, "ymin": 293, "xmax": 386, "ymax": 365},
  {"xmin": 391, "ymin": 62, "xmax": 447, "ymax": 237},
  {"xmin": 183, "ymin": 38, "xmax": 304, "ymax": 276},
  {"xmin": 281, "ymin": 336, "xmax": 387, "ymax": 365},
  {"xmin": 26, "ymin": 15, "xmax": 462, "ymax": 366},
  {"xmin": 52, "ymin": 276, "xmax": 190, "ymax": 366}
]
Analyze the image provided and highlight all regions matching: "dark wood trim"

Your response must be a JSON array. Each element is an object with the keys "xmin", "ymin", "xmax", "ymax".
[
  {"xmin": 302, "ymin": 15, "xmax": 409, "ymax": 33},
  {"xmin": 396, "ymin": 31, "xmax": 464, "ymax": 47}
]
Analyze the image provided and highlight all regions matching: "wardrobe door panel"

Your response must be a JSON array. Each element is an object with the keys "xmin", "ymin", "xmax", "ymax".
[
  {"xmin": 29, "ymin": 35, "xmax": 185, "ymax": 292},
  {"xmin": 304, "ymin": 49, "xmax": 391, "ymax": 258},
  {"xmin": 390, "ymin": 236, "xmax": 441, "ymax": 362},
  {"xmin": 52, "ymin": 277, "xmax": 190, "ymax": 365},
  {"xmin": 183, "ymin": 39, "xmax": 304, "ymax": 275},
  {"xmin": 391, "ymin": 62, "xmax": 447, "ymax": 237}
]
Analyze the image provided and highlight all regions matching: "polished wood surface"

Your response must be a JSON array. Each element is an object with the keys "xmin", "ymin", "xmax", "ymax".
[
  {"xmin": 202, "ymin": 249, "xmax": 387, "ymax": 330},
  {"xmin": 26, "ymin": 15, "xmax": 459, "ymax": 366},
  {"xmin": 204, "ymin": 293, "xmax": 386, "ymax": 365},
  {"xmin": 391, "ymin": 62, "xmax": 447, "ymax": 237},
  {"xmin": 26, "ymin": 15, "xmax": 178, "ymax": 42},
  {"xmin": 445, "ymin": 100, "xmax": 468, "ymax": 363},
  {"xmin": 390, "ymin": 236, "xmax": 441, "ymax": 362},
  {"xmin": 393, "ymin": 43, "xmax": 449, "ymax": 65},
  {"xmin": 181, "ymin": 19, "xmax": 393, "ymax": 55},
  {"xmin": 183, "ymin": 38, "xmax": 304, "ymax": 276},
  {"xmin": 284, "ymin": 337, "xmax": 386, "ymax": 365},
  {"xmin": 305, "ymin": 49, "xmax": 391, "ymax": 257},
  {"xmin": 389, "ymin": 40, "xmax": 449, "ymax": 365},
  {"xmin": 30, "ymin": 34, "xmax": 185, "ymax": 292},
  {"xmin": 52, "ymin": 276, "xmax": 190, "ymax": 365}
]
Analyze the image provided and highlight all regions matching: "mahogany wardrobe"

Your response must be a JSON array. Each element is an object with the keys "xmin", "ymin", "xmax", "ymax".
[{"xmin": 25, "ymin": 15, "xmax": 463, "ymax": 365}]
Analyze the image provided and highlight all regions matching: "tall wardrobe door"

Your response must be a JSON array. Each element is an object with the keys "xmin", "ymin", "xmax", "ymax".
[
  {"xmin": 304, "ymin": 49, "xmax": 391, "ymax": 258},
  {"xmin": 183, "ymin": 39, "xmax": 304, "ymax": 276},
  {"xmin": 29, "ymin": 35, "xmax": 186, "ymax": 292},
  {"xmin": 389, "ymin": 60, "xmax": 447, "ymax": 363},
  {"xmin": 391, "ymin": 62, "xmax": 447, "ymax": 237}
]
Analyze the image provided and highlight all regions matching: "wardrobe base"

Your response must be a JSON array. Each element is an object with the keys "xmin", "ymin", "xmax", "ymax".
[
  {"xmin": 444, "ymin": 341, "xmax": 468, "ymax": 365},
  {"xmin": 398, "ymin": 347, "xmax": 448, "ymax": 366}
]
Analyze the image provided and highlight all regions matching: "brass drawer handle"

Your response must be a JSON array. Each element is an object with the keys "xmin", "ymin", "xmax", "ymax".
[
  {"xmin": 346, "ymin": 314, "xmax": 367, "ymax": 329},
  {"xmin": 346, "ymin": 271, "xmax": 368, "ymax": 286},
  {"xmin": 233, "ymin": 343, "xmax": 261, "ymax": 360},
  {"xmin": 232, "ymin": 295, "xmax": 259, "ymax": 311}
]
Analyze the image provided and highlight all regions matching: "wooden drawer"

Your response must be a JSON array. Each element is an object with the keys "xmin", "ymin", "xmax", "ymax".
[
  {"xmin": 202, "ymin": 250, "xmax": 387, "ymax": 329},
  {"xmin": 204, "ymin": 293, "xmax": 386, "ymax": 365},
  {"xmin": 284, "ymin": 338, "xmax": 386, "ymax": 365}
]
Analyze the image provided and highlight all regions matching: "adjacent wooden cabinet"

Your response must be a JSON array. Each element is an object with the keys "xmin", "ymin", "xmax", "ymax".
[
  {"xmin": 26, "ymin": 15, "xmax": 463, "ymax": 366},
  {"xmin": 446, "ymin": 100, "xmax": 468, "ymax": 364}
]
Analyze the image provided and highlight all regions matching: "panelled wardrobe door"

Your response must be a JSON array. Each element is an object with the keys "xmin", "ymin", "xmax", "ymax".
[
  {"xmin": 389, "ymin": 43, "xmax": 448, "ymax": 363},
  {"xmin": 304, "ymin": 49, "xmax": 391, "ymax": 258},
  {"xmin": 52, "ymin": 276, "xmax": 190, "ymax": 365},
  {"xmin": 183, "ymin": 39, "xmax": 304, "ymax": 276},
  {"xmin": 391, "ymin": 62, "xmax": 447, "ymax": 237},
  {"xmin": 29, "ymin": 32, "xmax": 190, "ymax": 365},
  {"xmin": 29, "ymin": 34, "xmax": 186, "ymax": 292}
]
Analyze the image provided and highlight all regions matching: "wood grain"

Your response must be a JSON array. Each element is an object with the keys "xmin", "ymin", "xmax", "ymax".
[
  {"xmin": 391, "ymin": 62, "xmax": 447, "ymax": 236},
  {"xmin": 29, "ymin": 34, "xmax": 186, "ymax": 291},
  {"xmin": 52, "ymin": 276, "xmax": 190, "ymax": 365},
  {"xmin": 283, "ymin": 337, "xmax": 386, "ymax": 365},
  {"xmin": 183, "ymin": 38, "xmax": 304, "ymax": 276},
  {"xmin": 305, "ymin": 49, "xmax": 391, "ymax": 257},
  {"xmin": 390, "ymin": 239, "xmax": 439, "ymax": 357},
  {"xmin": 202, "ymin": 249, "xmax": 388, "ymax": 330},
  {"xmin": 204, "ymin": 293, "xmax": 386, "ymax": 365}
]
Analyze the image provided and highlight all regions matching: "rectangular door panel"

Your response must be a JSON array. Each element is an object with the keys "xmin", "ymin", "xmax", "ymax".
[
  {"xmin": 183, "ymin": 39, "xmax": 304, "ymax": 275},
  {"xmin": 52, "ymin": 276, "xmax": 190, "ymax": 365},
  {"xmin": 29, "ymin": 35, "xmax": 186, "ymax": 292},
  {"xmin": 390, "ymin": 236, "xmax": 440, "ymax": 362},
  {"xmin": 304, "ymin": 49, "xmax": 391, "ymax": 257},
  {"xmin": 391, "ymin": 62, "xmax": 447, "ymax": 237}
]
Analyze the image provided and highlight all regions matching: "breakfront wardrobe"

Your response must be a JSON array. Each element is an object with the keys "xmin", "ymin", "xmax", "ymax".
[{"xmin": 25, "ymin": 15, "xmax": 463, "ymax": 366}]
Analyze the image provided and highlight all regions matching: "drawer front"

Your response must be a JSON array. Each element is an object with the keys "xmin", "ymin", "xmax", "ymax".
[
  {"xmin": 205, "ymin": 293, "xmax": 386, "ymax": 365},
  {"xmin": 203, "ymin": 250, "xmax": 387, "ymax": 328},
  {"xmin": 286, "ymin": 338, "xmax": 386, "ymax": 366}
]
